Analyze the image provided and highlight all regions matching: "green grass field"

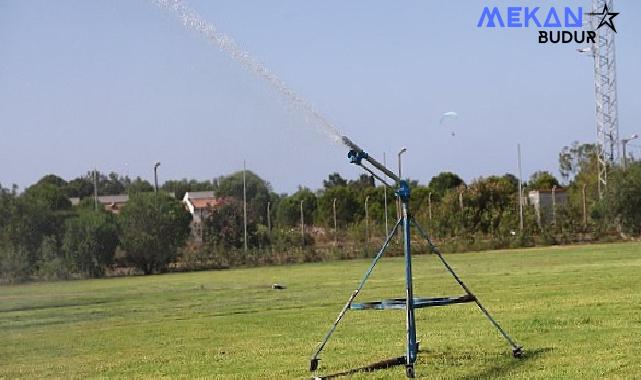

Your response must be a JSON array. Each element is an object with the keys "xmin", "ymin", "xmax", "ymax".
[{"xmin": 1, "ymin": 242, "xmax": 641, "ymax": 379}]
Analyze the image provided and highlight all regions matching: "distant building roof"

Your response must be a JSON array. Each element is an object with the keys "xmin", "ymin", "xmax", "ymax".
[
  {"xmin": 97, "ymin": 194, "xmax": 129, "ymax": 204},
  {"xmin": 191, "ymin": 198, "xmax": 223, "ymax": 209},
  {"xmin": 528, "ymin": 188, "xmax": 566, "ymax": 194},
  {"xmin": 69, "ymin": 192, "xmax": 176, "ymax": 209},
  {"xmin": 184, "ymin": 191, "xmax": 215, "ymax": 200}
]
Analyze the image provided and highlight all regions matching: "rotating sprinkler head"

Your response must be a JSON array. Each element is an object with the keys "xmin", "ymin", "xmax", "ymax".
[
  {"xmin": 348, "ymin": 149, "xmax": 367, "ymax": 165},
  {"xmin": 342, "ymin": 135, "xmax": 400, "ymax": 183}
]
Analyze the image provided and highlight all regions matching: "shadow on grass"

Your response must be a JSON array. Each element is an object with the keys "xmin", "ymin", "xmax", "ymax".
[
  {"xmin": 313, "ymin": 347, "xmax": 553, "ymax": 380},
  {"xmin": 313, "ymin": 356, "xmax": 407, "ymax": 379},
  {"xmin": 0, "ymin": 298, "xmax": 114, "ymax": 313},
  {"xmin": 458, "ymin": 347, "xmax": 554, "ymax": 380},
  {"xmin": 313, "ymin": 348, "xmax": 444, "ymax": 379}
]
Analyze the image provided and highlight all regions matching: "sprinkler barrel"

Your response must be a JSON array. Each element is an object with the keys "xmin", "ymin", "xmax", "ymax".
[{"xmin": 341, "ymin": 136, "xmax": 400, "ymax": 183}]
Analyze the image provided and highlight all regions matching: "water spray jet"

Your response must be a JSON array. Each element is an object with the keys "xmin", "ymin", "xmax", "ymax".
[{"xmin": 154, "ymin": 0, "xmax": 346, "ymax": 147}]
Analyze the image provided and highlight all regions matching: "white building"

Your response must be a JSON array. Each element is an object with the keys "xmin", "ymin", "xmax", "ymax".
[
  {"xmin": 182, "ymin": 191, "xmax": 222, "ymax": 243},
  {"xmin": 528, "ymin": 189, "xmax": 568, "ymax": 226}
]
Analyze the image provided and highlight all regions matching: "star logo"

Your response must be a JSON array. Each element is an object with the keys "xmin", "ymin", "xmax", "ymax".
[{"xmin": 587, "ymin": 4, "xmax": 619, "ymax": 33}]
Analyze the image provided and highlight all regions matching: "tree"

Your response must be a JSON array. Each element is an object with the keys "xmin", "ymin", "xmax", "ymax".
[
  {"xmin": 63, "ymin": 210, "xmax": 119, "ymax": 277},
  {"xmin": 315, "ymin": 186, "xmax": 360, "ymax": 227},
  {"xmin": 599, "ymin": 162, "xmax": 641, "ymax": 235},
  {"xmin": 66, "ymin": 177, "xmax": 94, "ymax": 198},
  {"xmin": 559, "ymin": 142, "xmax": 597, "ymax": 182},
  {"xmin": 0, "ymin": 244, "xmax": 30, "ymax": 283},
  {"xmin": 276, "ymin": 188, "xmax": 317, "ymax": 227},
  {"xmin": 464, "ymin": 176, "xmax": 519, "ymax": 234},
  {"xmin": 126, "ymin": 177, "xmax": 154, "ymax": 194},
  {"xmin": 323, "ymin": 172, "xmax": 347, "ymax": 189},
  {"xmin": 204, "ymin": 199, "xmax": 250, "ymax": 249},
  {"xmin": 101, "ymin": 172, "xmax": 127, "ymax": 195},
  {"xmin": 428, "ymin": 172, "xmax": 464, "ymax": 199},
  {"xmin": 213, "ymin": 171, "xmax": 272, "ymax": 225},
  {"xmin": 0, "ymin": 184, "xmax": 16, "ymax": 233},
  {"xmin": 528, "ymin": 171, "xmax": 560, "ymax": 191},
  {"xmin": 500, "ymin": 173, "xmax": 520, "ymax": 194},
  {"xmin": 65, "ymin": 171, "xmax": 129, "ymax": 198},
  {"xmin": 118, "ymin": 193, "xmax": 191, "ymax": 274},
  {"xmin": 410, "ymin": 184, "xmax": 432, "ymax": 217},
  {"xmin": 558, "ymin": 142, "xmax": 600, "ymax": 232},
  {"xmin": 348, "ymin": 174, "xmax": 375, "ymax": 191},
  {"xmin": 4, "ymin": 177, "xmax": 73, "ymax": 266},
  {"xmin": 36, "ymin": 235, "xmax": 69, "ymax": 280},
  {"xmin": 35, "ymin": 174, "xmax": 68, "ymax": 189},
  {"xmin": 23, "ymin": 176, "xmax": 72, "ymax": 211}
]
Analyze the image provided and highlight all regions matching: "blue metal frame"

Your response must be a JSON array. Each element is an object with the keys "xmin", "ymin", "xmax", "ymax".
[
  {"xmin": 309, "ymin": 220, "xmax": 402, "ymax": 372},
  {"xmin": 350, "ymin": 295, "xmax": 475, "ymax": 310},
  {"xmin": 310, "ymin": 140, "xmax": 522, "ymax": 379},
  {"xmin": 400, "ymin": 182, "xmax": 418, "ymax": 371}
]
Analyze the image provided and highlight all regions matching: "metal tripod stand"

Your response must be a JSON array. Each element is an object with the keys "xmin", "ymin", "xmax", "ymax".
[{"xmin": 309, "ymin": 137, "xmax": 522, "ymax": 378}]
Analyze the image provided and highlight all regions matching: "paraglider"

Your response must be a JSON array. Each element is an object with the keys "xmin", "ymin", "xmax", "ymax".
[{"xmin": 439, "ymin": 111, "xmax": 458, "ymax": 136}]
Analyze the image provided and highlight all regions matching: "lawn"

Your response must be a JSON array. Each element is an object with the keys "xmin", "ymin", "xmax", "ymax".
[{"xmin": 1, "ymin": 242, "xmax": 640, "ymax": 379}]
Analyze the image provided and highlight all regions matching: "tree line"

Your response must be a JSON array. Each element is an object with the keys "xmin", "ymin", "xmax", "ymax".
[{"xmin": 1, "ymin": 142, "xmax": 640, "ymax": 283}]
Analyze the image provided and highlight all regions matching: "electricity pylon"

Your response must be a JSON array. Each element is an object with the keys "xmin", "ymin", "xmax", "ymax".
[{"xmin": 590, "ymin": 0, "xmax": 620, "ymax": 198}]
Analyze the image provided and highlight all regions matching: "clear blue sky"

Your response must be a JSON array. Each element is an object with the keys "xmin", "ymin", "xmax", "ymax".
[{"xmin": 1, "ymin": 0, "xmax": 640, "ymax": 193}]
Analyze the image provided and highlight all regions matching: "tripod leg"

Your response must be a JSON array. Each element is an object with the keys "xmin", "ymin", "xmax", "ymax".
[
  {"xmin": 411, "ymin": 219, "xmax": 523, "ymax": 357},
  {"xmin": 310, "ymin": 219, "xmax": 402, "ymax": 371},
  {"xmin": 401, "ymin": 202, "xmax": 418, "ymax": 377}
]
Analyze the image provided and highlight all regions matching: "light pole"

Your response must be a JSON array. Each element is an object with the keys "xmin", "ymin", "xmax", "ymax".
[
  {"xmin": 397, "ymin": 147, "xmax": 407, "ymax": 179},
  {"xmin": 153, "ymin": 162, "xmax": 161, "ymax": 193},
  {"xmin": 124, "ymin": 162, "xmax": 130, "ymax": 195},
  {"xmin": 397, "ymin": 148, "xmax": 407, "ymax": 227},
  {"xmin": 517, "ymin": 144, "xmax": 524, "ymax": 231},
  {"xmin": 267, "ymin": 201, "xmax": 271, "ymax": 244},
  {"xmin": 621, "ymin": 134, "xmax": 639, "ymax": 170},
  {"xmin": 428, "ymin": 192, "xmax": 433, "ymax": 222},
  {"xmin": 243, "ymin": 160, "xmax": 248, "ymax": 252},
  {"xmin": 93, "ymin": 168, "xmax": 98, "ymax": 211},
  {"xmin": 333, "ymin": 197, "xmax": 338, "ymax": 245}
]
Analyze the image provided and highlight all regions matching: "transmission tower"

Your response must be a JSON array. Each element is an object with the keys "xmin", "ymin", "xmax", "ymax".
[{"xmin": 590, "ymin": 0, "xmax": 620, "ymax": 198}]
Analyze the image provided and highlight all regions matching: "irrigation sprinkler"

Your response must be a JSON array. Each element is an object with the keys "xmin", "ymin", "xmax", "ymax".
[{"xmin": 310, "ymin": 136, "xmax": 523, "ymax": 379}]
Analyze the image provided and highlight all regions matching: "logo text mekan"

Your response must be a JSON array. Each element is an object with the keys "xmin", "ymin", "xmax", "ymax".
[{"xmin": 477, "ymin": 7, "xmax": 595, "ymax": 44}]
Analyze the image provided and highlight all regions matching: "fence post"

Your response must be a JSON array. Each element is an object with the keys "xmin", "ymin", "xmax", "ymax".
[
  {"xmin": 582, "ymin": 184, "xmax": 587, "ymax": 229},
  {"xmin": 552, "ymin": 185, "xmax": 557, "ymax": 225},
  {"xmin": 300, "ymin": 200, "xmax": 305, "ymax": 247},
  {"xmin": 364, "ymin": 196, "xmax": 370, "ymax": 255}
]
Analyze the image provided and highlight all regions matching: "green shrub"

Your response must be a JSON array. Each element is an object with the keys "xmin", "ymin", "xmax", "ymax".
[{"xmin": 0, "ymin": 245, "xmax": 31, "ymax": 284}]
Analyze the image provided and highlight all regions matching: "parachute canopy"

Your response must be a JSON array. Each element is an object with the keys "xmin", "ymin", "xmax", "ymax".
[
  {"xmin": 439, "ymin": 111, "xmax": 459, "ymax": 136},
  {"xmin": 439, "ymin": 111, "xmax": 458, "ymax": 125}
]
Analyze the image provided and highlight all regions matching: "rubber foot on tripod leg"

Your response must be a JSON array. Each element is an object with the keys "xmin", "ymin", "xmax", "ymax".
[{"xmin": 512, "ymin": 346, "xmax": 523, "ymax": 358}]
